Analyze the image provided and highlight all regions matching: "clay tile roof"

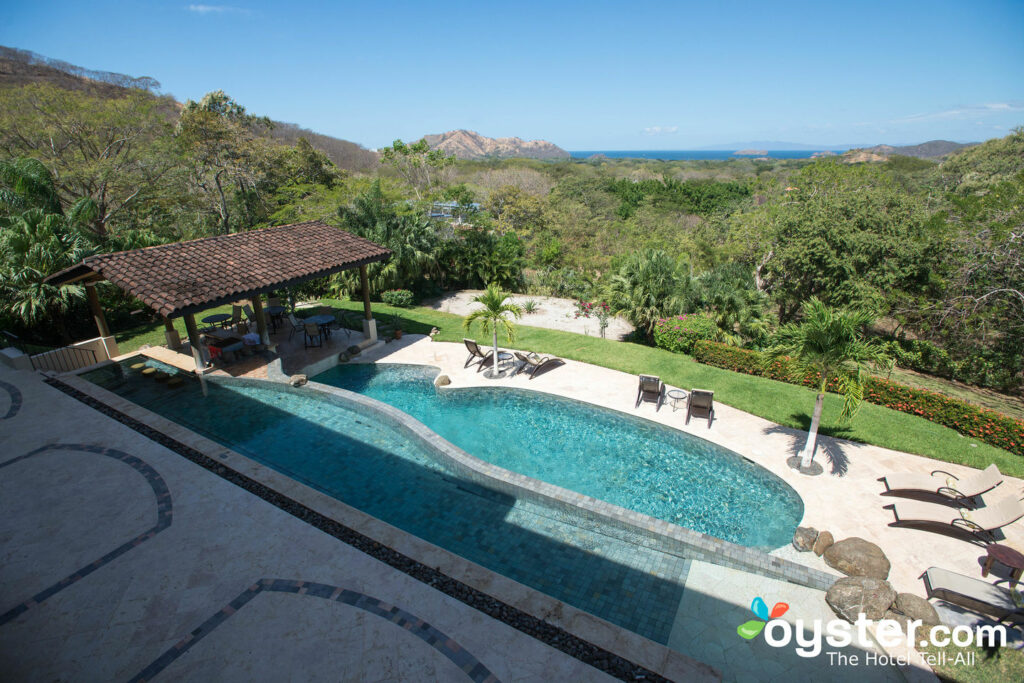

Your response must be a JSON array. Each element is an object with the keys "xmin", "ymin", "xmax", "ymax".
[{"xmin": 47, "ymin": 221, "xmax": 391, "ymax": 318}]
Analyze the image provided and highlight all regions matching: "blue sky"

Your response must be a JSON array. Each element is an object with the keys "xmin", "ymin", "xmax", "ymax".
[{"xmin": 3, "ymin": 1, "xmax": 1022, "ymax": 150}]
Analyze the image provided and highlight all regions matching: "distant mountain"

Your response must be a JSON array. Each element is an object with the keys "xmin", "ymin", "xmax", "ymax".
[
  {"xmin": 0, "ymin": 45, "xmax": 379, "ymax": 172},
  {"xmin": 843, "ymin": 140, "xmax": 977, "ymax": 161},
  {"xmin": 423, "ymin": 129, "xmax": 569, "ymax": 160}
]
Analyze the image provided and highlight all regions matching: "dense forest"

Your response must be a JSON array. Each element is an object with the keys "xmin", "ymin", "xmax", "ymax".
[{"xmin": 0, "ymin": 74, "xmax": 1022, "ymax": 403}]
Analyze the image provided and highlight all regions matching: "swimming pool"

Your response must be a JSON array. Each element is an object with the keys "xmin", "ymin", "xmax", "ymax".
[
  {"xmin": 81, "ymin": 358, "xmax": 696, "ymax": 643},
  {"xmin": 315, "ymin": 363, "xmax": 803, "ymax": 549}
]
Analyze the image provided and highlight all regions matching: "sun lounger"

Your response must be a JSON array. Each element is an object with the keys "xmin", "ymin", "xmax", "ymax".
[
  {"xmin": 513, "ymin": 351, "xmax": 564, "ymax": 380},
  {"xmin": 636, "ymin": 375, "xmax": 664, "ymax": 410},
  {"xmin": 923, "ymin": 566, "xmax": 1024, "ymax": 623},
  {"xmin": 463, "ymin": 338, "xmax": 495, "ymax": 372},
  {"xmin": 687, "ymin": 389, "xmax": 715, "ymax": 427},
  {"xmin": 882, "ymin": 463, "xmax": 1002, "ymax": 504},
  {"xmin": 890, "ymin": 494, "xmax": 1024, "ymax": 543}
]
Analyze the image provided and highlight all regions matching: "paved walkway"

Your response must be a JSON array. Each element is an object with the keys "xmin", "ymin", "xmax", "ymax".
[
  {"xmin": 348, "ymin": 336, "xmax": 1024, "ymax": 599},
  {"xmin": 0, "ymin": 366, "xmax": 627, "ymax": 682}
]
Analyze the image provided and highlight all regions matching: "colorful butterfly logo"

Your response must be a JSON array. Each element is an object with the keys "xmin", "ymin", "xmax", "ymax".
[{"xmin": 736, "ymin": 596, "xmax": 789, "ymax": 640}]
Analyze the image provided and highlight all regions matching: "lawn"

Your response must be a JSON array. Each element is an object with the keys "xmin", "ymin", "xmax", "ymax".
[
  {"xmin": 115, "ymin": 299, "xmax": 1022, "ymax": 477},
  {"xmin": 917, "ymin": 640, "xmax": 1024, "ymax": 683}
]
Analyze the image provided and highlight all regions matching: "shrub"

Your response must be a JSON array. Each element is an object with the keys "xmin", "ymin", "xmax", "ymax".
[
  {"xmin": 381, "ymin": 289, "xmax": 414, "ymax": 308},
  {"xmin": 653, "ymin": 314, "xmax": 718, "ymax": 354},
  {"xmin": 692, "ymin": 341, "xmax": 1024, "ymax": 457}
]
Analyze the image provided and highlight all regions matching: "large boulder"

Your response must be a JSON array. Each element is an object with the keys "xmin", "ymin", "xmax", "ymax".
[
  {"xmin": 792, "ymin": 526, "xmax": 818, "ymax": 552},
  {"xmin": 892, "ymin": 593, "xmax": 941, "ymax": 627},
  {"xmin": 813, "ymin": 530, "xmax": 834, "ymax": 557},
  {"xmin": 289, "ymin": 374, "xmax": 308, "ymax": 387},
  {"xmin": 435, "ymin": 374, "xmax": 452, "ymax": 387},
  {"xmin": 824, "ymin": 537, "xmax": 891, "ymax": 580},
  {"xmin": 826, "ymin": 576, "xmax": 896, "ymax": 622}
]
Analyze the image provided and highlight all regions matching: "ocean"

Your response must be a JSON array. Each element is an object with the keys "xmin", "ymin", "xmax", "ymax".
[{"xmin": 569, "ymin": 150, "xmax": 845, "ymax": 161}]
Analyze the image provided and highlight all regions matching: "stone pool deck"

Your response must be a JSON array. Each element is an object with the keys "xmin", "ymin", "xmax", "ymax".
[{"xmin": 343, "ymin": 336, "xmax": 1024, "ymax": 601}]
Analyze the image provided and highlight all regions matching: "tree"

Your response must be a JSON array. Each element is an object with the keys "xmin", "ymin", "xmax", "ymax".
[
  {"xmin": 606, "ymin": 249, "xmax": 689, "ymax": 336},
  {"xmin": 765, "ymin": 298, "xmax": 888, "ymax": 471},
  {"xmin": 0, "ymin": 84, "xmax": 176, "ymax": 239},
  {"xmin": 379, "ymin": 138, "xmax": 454, "ymax": 200},
  {"xmin": 740, "ymin": 161, "xmax": 937, "ymax": 322},
  {"xmin": 175, "ymin": 90, "xmax": 273, "ymax": 234},
  {"xmin": 462, "ymin": 283, "xmax": 523, "ymax": 377},
  {"xmin": 337, "ymin": 180, "xmax": 438, "ymax": 292},
  {"xmin": 0, "ymin": 208, "xmax": 92, "ymax": 341},
  {"xmin": 485, "ymin": 185, "xmax": 545, "ymax": 233}
]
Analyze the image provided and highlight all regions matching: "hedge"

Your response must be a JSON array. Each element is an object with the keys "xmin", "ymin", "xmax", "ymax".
[{"xmin": 692, "ymin": 340, "xmax": 1024, "ymax": 457}]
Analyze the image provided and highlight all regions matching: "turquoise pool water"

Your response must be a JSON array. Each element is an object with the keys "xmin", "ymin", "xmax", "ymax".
[{"xmin": 315, "ymin": 363, "xmax": 803, "ymax": 549}]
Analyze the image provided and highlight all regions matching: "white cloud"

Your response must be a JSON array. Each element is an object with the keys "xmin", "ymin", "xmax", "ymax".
[
  {"xmin": 894, "ymin": 102, "xmax": 1024, "ymax": 123},
  {"xmin": 187, "ymin": 4, "xmax": 248, "ymax": 14},
  {"xmin": 642, "ymin": 125, "xmax": 679, "ymax": 135}
]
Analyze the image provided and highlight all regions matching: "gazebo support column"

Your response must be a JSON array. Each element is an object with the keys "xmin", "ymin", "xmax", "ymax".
[
  {"xmin": 85, "ymin": 283, "xmax": 119, "ymax": 360},
  {"xmin": 250, "ymin": 295, "xmax": 270, "ymax": 347},
  {"xmin": 183, "ymin": 313, "xmax": 206, "ymax": 374},
  {"xmin": 359, "ymin": 264, "xmax": 377, "ymax": 342},
  {"xmin": 162, "ymin": 317, "xmax": 182, "ymax": 350}
]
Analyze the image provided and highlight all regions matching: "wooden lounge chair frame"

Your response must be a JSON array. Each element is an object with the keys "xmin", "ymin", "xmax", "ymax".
[
  {"xmin": 890, "ymin": 494, "xmax": 1024, "ymax": 544},
  {"xmin": 636, "ymin": 374, "xmax": 664, "ymax": 410},
  {"xmin": 463, "ymin": 338, "xmax": 495, "ymax": 372},
  {"xmin": 881, "ymin": 463, "xmax": 1002, "ymax": 505},
  {"xmin": 687, "ymin": 389, "xmax": 715, "ymax": 427},
  {"xmin": 513, "ymin": 351, "xmax": 564, "ymax": 380},
  {"xmin": 923, "ymin": 566, "xmax": 1024, "ymax": 624}
]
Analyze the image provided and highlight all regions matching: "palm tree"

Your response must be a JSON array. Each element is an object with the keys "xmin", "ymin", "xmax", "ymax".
[
  {"xmin": 462, "ymin": 283, "xmax": 523, "ymax": 377},
  {"xmin": 765, "ymin": 298, "xmax": 888, "ymax": 471},
  {"xmin": 606, "ymin": 249, "xmax": 689, "ymax": 337}
]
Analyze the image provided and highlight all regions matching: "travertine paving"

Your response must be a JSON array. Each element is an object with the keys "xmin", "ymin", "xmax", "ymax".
[{"xmin": 0, "ymin": 365, "xmax": 624, "ymax": 682}]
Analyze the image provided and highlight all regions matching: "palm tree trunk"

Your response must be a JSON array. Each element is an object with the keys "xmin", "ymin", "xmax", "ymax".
[
  {"xmin": 492, "ymin": 328, "xmax": 499, "ymax": 375},
  {"xmin": 800, "ymin": 392, "xmax": 825, "ymax": 469}
]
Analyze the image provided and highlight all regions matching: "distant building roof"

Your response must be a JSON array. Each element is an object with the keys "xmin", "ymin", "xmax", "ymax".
[{"xmin": 47, "ymin": 221, "xmax": 391, "ymax": 318}]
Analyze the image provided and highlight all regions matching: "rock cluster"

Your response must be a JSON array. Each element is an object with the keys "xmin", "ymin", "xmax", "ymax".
[{"xmin": 289, "ymin": 374, "xmax": 307, "ymax": 387}]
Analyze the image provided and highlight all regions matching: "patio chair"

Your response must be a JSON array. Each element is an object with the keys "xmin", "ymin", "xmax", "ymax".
[
  {"xmin": 513, "ymin": 351, "xmax": 564, "ymax": 380},
  {"xmin": 889, "ymin": 494, "xmax": 1024, "ymax": 543},
  {"xmin": 242, "ymin": 304, "xmax": 259, "ymax": 328},
  {"xmin": 923, "ymin": 566, "xmax": 1024, "ymax": 624},
  {"xmin": 636, "ymin": 374, "xmax": 664, "ymax": 410},
  {"xmin": 228, "ymin": 306, "xmax": 242, "ymax": 329},
  {"xmin": 287, "ymin": 314, "xmax": 305, "ymax": 341},
  {"xmin": 686, "ymin": 389, "xmax": 715, "ymax": 427},
  {"xmin": 881, "ymin": 463, "xmax": 1003, "ymax": 505},
  {"xmin": 333, "ymin": 312, "xmax": 352, "ymax": 340},
  {"xmin": 464, "ymin": 338, "xmax": 495, "ymax": 371},
  {"xmin": 268, "ymin": 297, "xmax": 282, "ymax": 308},
  {"xmin": 304, "ymin": 322, "xmax": 323, "ymax": 349}
]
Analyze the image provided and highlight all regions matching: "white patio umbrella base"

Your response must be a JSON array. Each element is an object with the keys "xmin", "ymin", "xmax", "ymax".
[{"xmin": 482, "ymin": 368, "xmax": 509, "ymax": 379}]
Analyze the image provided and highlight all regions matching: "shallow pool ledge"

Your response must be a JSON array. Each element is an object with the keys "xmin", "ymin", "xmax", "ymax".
[{"xmin": 302, "ymin": 378, "xmax": 834, "ymax": 591}]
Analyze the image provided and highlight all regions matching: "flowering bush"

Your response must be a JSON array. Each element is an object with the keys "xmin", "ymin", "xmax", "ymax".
[
  {"xmin": 381, "ymin": 289, "xmax": 414, "ymax": 308},
  {"xmin": 653, "ymin": 313, "xmax": 718, "ymax": 354},
  {"xmin": 574, "ymin": 300, "xmax": 612, "ymax": 337},
  {"xmin": 692, "ymin": 340, "xmax": 1024, "ymax": 456}
]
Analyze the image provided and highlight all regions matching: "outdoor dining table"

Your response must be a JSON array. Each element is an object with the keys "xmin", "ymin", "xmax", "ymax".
[
  {"xmin": 304, "ymin": 313, "xmax": 335, "ymax": 338},
  {"xmin": 201, "ymin": 312, "xmax": 232, "ymax": 328}
]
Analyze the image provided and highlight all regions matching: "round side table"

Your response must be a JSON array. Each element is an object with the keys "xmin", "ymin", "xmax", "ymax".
[
  {"xmin": 983, "ymin": 544, "xmax": 1024, "ymax": 586},
  {"xmin": 666, "ymin": 389, "xmax": 688, "ymax": 412}
]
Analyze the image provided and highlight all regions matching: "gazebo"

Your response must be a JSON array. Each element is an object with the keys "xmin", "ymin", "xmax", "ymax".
[{"xmin": 46, "ymin": 220, "xmax": 391, "ymax": 372}]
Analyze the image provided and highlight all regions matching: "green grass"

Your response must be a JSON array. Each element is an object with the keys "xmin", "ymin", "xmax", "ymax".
[
  {"xmin": 114, "ymin": 299, "xmax": 1022, "ymax": 477},
  {"xmin": 917, "ymin": 641, "xmax": 1024, "ymax": 682}
]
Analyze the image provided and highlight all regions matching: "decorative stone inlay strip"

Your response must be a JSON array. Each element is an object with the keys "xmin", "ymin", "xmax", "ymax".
[
  {"xmin": 0, "ymin": 443, "xmax": 173, "ymax": 626},
  {"xmin": 0, "ymin": 379, "xmax": 23, "ymax": 419},
  {"xmin": 43, "ymin": 376, "xmax": 673, "ymax": 683},
  {"xmin": 129, "ymin": 578, "xmax": 500, "ymax": 683}
]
